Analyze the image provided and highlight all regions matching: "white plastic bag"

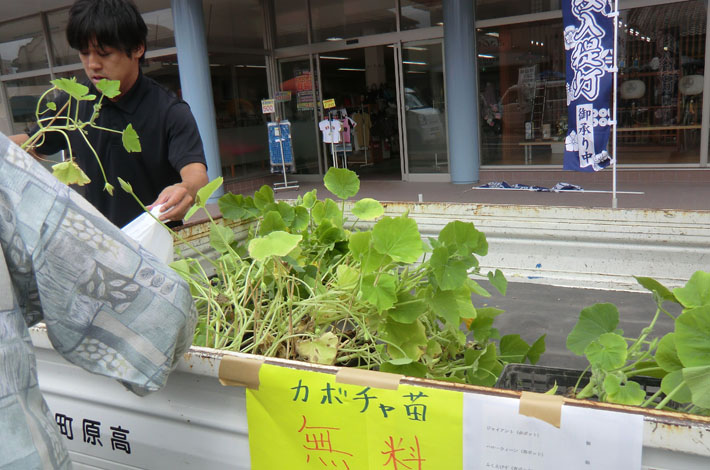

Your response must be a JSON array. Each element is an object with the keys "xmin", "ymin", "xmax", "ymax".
[{"xmin": 121, "ymin": 205, "xmax": 174, "ymax": 264}]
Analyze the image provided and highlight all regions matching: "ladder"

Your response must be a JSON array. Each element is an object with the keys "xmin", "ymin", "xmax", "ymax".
[{"xmin": 529, "ymin": 82, "xmax": 546, "ymax": 140}]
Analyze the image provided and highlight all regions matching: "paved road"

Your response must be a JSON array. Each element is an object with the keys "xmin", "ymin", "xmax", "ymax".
[{"xmin": 478, "ymin": 281, "xmax": 680, "ymax": 369}]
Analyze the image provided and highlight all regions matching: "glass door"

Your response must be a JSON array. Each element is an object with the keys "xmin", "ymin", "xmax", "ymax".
[
  {"xmin": 399, "ymin": 40, "xmax": 448, "ymax": 175},
  {"xmin": 317, "ymin": 45, "xmax": 402, "ymax": 179},
  {"xmin": 278, "ymin": 56, "xmax": 321, "ymax": 174}
]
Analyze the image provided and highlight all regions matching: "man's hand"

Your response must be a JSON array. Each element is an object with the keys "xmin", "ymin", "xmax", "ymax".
[
  {"xmin": 9, "ymin": 133, "xmax": 45, "ymax": 161},
  {"xmin": 148, "ymin": 162, "xmax": 208, "ymax": 223}
]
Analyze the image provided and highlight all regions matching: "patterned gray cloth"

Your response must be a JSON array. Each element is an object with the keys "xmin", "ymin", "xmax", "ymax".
[{"xmin": 0, "ymin": 133, "xmax": 197, "ymax": 469}]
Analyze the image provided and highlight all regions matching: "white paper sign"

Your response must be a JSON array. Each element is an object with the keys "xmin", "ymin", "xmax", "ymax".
[{"xmin": 463, "ymin": 394, "xmax": 643, "ymax": 470}]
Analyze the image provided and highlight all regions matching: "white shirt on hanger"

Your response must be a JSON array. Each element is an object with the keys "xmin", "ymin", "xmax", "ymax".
[{"xmin": 319, "ymin": 119, "xmax": 342, "ymax": 143}]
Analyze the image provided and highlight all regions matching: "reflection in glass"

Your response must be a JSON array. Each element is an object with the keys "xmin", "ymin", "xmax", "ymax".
[
  {"xmin": 6, "ymin": 75, "xmax": 52, "ymax": 134},
  {"xmin": 478, "ymin": 1, "xmax": 706, "ymax": 167},
  {"xmin": 402, "ymin": 41, "xmax": 448, "ymax": 173},
  {"xmin": 477, "ymin": 19, "xmax": 566, "ymax": 165},
  {"xmin": 310, "ymin": 0, "xmax": 396, "ymax": 43},
  {"xmin": 0, "ymin": 15, "xmax": 48, "ymax": 74},
  {"xmin": 280, "ymin": 58, "xmax": 320, "ymax": 174},
  {"xmin": 47, "ymin": 8, "xmax": 74, "ymax": 66},
  {"xmin": 476, "ymin": 0, "xmax": 560, "ymax": 21},
  {"xmin": 400, "ymin": 0, "xmax": 443, "ymax": 30},
  {"xmin": 616, "ymin": 1, "xmax": 705, "ymax": 164},
  {"xmin": 143, "ymin": 8, "xmax": 176, "ymax": 50},
  {"xmin": 270, "ymin": 0, "xmax": 309, "ymax": 48},
  {"xmin": 203, "ymin": 0, "xmax": 263, "ymax": 51},
  {"xmin": 201, "ymin": 53, "xmax": 270, "ymax": 180}
]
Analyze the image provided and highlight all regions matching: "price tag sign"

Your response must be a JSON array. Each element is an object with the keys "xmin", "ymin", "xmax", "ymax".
[
  {"xmin": 323, "ymin": 98, "xmax": 336, "ymax": 109},
  {"xmin": 261, "ymin": 98, "xmax": 275, "ymax": 114},
  {"xmin": 275, "ymin": 91, "xmax": 292, "ymax": 102}
]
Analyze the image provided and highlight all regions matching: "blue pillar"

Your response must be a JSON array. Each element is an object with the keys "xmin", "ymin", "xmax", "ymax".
[
  {"xmin": 171, "ymin": 0, "xmax": 223, "ymax": 199},
  {"xmin": 443, "ymin": 0, "xmax": 480, "ymax": 183}
]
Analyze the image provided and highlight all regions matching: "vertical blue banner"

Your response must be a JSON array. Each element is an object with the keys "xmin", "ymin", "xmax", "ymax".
[{"xmin": 563, "ymin": 0, "xmax": 615, "ymax": 171}]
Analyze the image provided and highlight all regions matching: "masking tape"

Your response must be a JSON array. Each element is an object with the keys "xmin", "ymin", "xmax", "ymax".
[
  {"xmin": 335, "ymin": 367, "xmax": 403, "ymax": 390},
  {"xmin": 218, "ymin": 355, "xmax": 264, "ymax": 389},
  {"xmin": 519, "ymin": 391, "xmax": 565, "ymax": 428}
]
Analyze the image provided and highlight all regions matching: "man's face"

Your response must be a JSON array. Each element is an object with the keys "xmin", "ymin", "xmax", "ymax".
[{"xmin": 79, "ymin": 41, "xmax": 144, "ymax": 98}]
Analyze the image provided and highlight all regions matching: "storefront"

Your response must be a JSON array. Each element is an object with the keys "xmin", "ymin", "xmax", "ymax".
[{"xmin": 0, "ymin": 0, "xmax": 708, "ymax": 186}]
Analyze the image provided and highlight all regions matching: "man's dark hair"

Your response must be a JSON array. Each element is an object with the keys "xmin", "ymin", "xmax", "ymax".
[{"xmin": 66, "ymin": 0, "xmax": 148, "ymax": 60}]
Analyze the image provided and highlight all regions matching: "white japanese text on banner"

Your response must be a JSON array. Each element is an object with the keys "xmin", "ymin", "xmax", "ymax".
[{"xmin": 563, "ymin": 0, "xmax": 615, "ymax": 171}]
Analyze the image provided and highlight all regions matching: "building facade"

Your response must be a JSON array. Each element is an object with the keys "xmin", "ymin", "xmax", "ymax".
[{"xmin": 1, "ymin": 0, "xmax": 708, "ymax": 188}]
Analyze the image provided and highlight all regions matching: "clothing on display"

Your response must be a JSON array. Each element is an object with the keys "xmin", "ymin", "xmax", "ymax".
[
  {"xmin": 352, "ymin": 111, "xmax": 371, "ymax": 148},
  {"xmin": 319, "ymin": 119, "xmax": 343, "ymax": 144}
]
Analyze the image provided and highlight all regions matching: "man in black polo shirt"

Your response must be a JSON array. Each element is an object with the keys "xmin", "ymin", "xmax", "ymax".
[{"xmin": 11, "ymin": 0, "xmax": 208, "ymax": 228}]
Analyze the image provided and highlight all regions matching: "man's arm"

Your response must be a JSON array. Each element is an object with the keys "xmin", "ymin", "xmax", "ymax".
[{"xmin": 149, "ymin": 162, "xmax": 209, "ymax": 223}]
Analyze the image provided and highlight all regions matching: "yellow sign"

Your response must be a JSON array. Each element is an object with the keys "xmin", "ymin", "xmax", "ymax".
[
  {"xmin": 323, "ymin": 98, "xmax": 336, "ymax": 109},
  {"xmin": 247, "ymin": 364, "xmax": 463, "ymax": 469}
]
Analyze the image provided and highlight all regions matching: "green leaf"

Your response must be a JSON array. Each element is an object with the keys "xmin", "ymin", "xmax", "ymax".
[
  {"xmin": 351, "ymin": 197, "xmax": 384, "ymax": 220},
  {"xmin": 467, "ymin": 307, "xmax": 504, "ymax": 342},
  {"xmin": 296, "ymin": 332, "xmax": 338, "ymax": 365},
  {"xmin": 302, "ymin": 189, "xmax": 318, "ymax": 209},
  {"xmin": 566, "ymin": 303, "xmax": 620, "ymax": 355},
  {"xmin": 253, "ymin": 185, "xmax": 275, "ymax": 210},
  {"xmin": 349, "ymin": 231, "xmax": 390, "ymax": 273},
  {"xmin": 193, "ymin": 177, "xmax": 223, "ymax": 208},
  {"xmin": 487, "ymin": 269, "xmax": 508, "ymax": 296},
  {"xmin": 635, "ymin": 276, "xmax": 677, "ymax": 304},
  {"xmin": 324, "ymin": 167, "xmax": 360, "ymax": 199},
  {"xmin": 372, "ymin": 215, "xmax": 423, "ymax": 263},
  {"xmin": 439, "ymin": 220, "xmax": 488, "ymax": 256},
  {"xmin": 380, "ymin": 360, "xmax": 427, "ymax": 378},
  {"xmin": 248, "ymin": 231, "xmax": 302, "ymax": 260},
  {"xmin": 335, "ymin": 265, "xmax": 359, "ymax": 289},
  {"xmin": 467, "ymin": 279, "xmax": 491, "ymax": 298},
  {"xmin": 183, "ymin": 205, "xmax": 201, "ymax": 222},
  {"xmin": 52, "ymin": 161, "xmax": 91, "ymax": 186},
  {"xmin": 95, "ymin": 78, "xmax": 121, "ymax": 99},
  {"xmin": 673, "ymin": 271, "xmax": 710, "ymax": 309},
  {"xmin": 466, "ymin": 343, "xmax": 502, "ymax": 387},
  {"xmin": 660, "ymin": 370, "xmax": 693, "ymax": 404},
  {"xmin": 117, "ymin": 177, "xmax": 132, "ymax": 193},
  {"xmin": 275, "ymin": 201, "xmax": 296, "ymax": 226},
  {"xmin": 121, "ymin": 123, "xmax": 141, "ymax": 152},
  {"xmin": 291, "ymin": 206, "xmax": 309, "ymax": 232},
  {"xmin": 584, "ymin": 332, "xmax": 628, "ymax": 370},
  {"xmin": 51, "ymin": 77, "xmax": 90, "ymax": 100},
  {"xmin": 312, "ymin": 199, "xmax": 343, "ymax": 227},
  {"xmin": 603, "ymin": 375, "xmax": 646, "ymax": 406},
  {"xmin": 429, "ymin": 246, "xmax": 469, "ymax": 290},
  {"xmin": 682, "ymin": 366, "xmax": 710, "ymax": 408},
  {"xmin": 219, "ymin": 193, "xmax": 258, "ymax": 220},
  {"xmin": 655, "ymin": 333, "xmax": 683, "ymax": 372},
  {"xmin": 46, "ymin": 102, "xmax": 56, "ymax": 111},
  {"xmin": 315, "ymin": 220, "xmax": 345, "ymax": 245},
  {"xmin": 426, "ymin": 340, "xmax": 443, "ymax": 358},
  {"xmin": 259, "ymin": 211, "xmax": 287, "ymax": 235},
  {"xmin": 674, "ymin": 306, "xmax": 710, "ymax": 367},
  {"xmin": 387, "ymin": 292, "xmax": 427, "ymax": 324},
  {"xmin": 499, "ymin": 334, "xmax": 531, "ymax": 363},
  {"xmin": 381, "ymin": 318, "xmax": 428, "ymax": 361},
  {"xmin": 526, "ymin": 335, "xmax": 546, "ymax": 364},
  {"xmin": 209, "ymin": 223, "xmax": 235, "ymax": 254},
  {"xmin": 361, "ymin": 272, "xmax": 397, "ymax": 311},
  {"xmin": 428, "ymin": 287, "xmax": 475, "ymax": 324}
]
